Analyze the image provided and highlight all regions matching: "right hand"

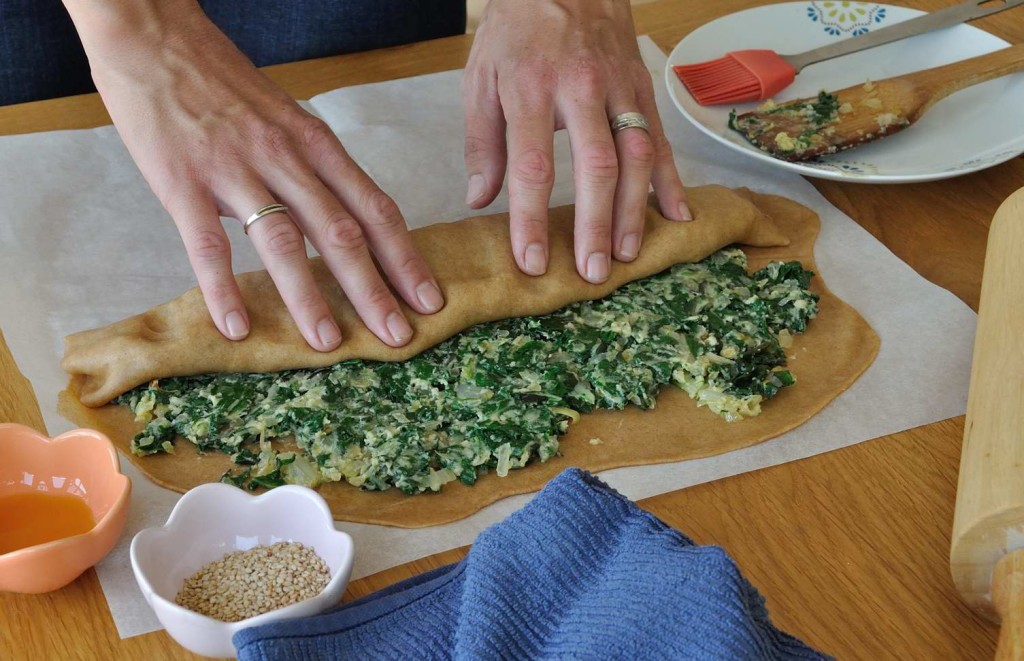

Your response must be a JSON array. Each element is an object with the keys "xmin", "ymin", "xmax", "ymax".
[{"xmin": 69, "ymin": 1, "xmax": 444, "ymax": 351}]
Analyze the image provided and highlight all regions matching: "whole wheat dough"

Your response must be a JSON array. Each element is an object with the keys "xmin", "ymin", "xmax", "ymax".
[{"xmin": 59, "ymin": 186, "xmax": 878, "ymax": 527}]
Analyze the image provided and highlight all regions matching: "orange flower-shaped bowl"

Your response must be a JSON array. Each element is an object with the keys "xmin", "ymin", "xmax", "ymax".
[{"xmin": 0, "ymin": 423, "xmax": 131, "ymax": 593}]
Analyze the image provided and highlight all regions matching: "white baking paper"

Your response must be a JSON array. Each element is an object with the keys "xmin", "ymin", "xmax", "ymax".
[{"xmin": 0, "ymin": 38, "xmax": 976, "ymax": 638}]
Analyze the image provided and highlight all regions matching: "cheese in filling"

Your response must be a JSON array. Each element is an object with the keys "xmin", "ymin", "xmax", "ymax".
[{"xmin": 118, "ymin": 248, "xmax": 819, "ymax": 495}]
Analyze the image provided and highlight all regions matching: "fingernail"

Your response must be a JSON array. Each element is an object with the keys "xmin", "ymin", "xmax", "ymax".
[
  {"xmin": 619, "ymin": 233, "xmax": 641, "ymax": 261},
  {"xmin": 386, "ymin": 311, "xmax": 413, "ymax": 345},
  {"xmin": 316, "ymin": 318, "xmax": 342, "ymax": 348},
  {"xmin": 586, "ymin": 252, "xmax": 610, "ymax": 283},
  {"xmin": 416, "ymin": 280, "xmax": 445, "ymax": 313},
  {"xmin": 466, "ymin": 174, "xmax": 487, "ymax": 206},
  {"xmin": 523, "ymin": 242, "xmax": 547, "ymax": 276},
  {"xmin": 224, "ymin": 311, "xmax": 249, "ymax": 340},
  {"xmin": 679, "ymin": 202, "xmax": 693, "ymax": 221}
]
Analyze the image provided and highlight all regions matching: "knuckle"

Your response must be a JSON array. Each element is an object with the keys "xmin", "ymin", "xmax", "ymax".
[
  {"xmin": 464, "ymin": 134, "xmax": 493, "ymax": 164},
  {"xmin": 516, "ymin": 215, "xmax": 547, "ymax": 230},
  {"xmin": 580, "ymin": 143, "xmax": 619, "ymax": 182},
  {"xmin": 291, "ymin": 287, "xmax": 325, "ymax": 313},
  {"xmin": 362, "ymin": 281, "xmax": 397, "ymax": 310},
  {"xmin": 262, "ymin": 218, "xmax": 306, "ymax": 256},
  {"xmin": 511, "ymin": 88, "xmax": 550, "ymax": 117},
  {"xmin": 623, "ymin": 132, "xmax": 655, "ymax": 166},
  {"xmin": 300, "ymin": 116, "xmax": 338, "ymax": 154},
  {"xmin": 651, "ymin": 128, "xmax": 674, "ymax": 158},
  {"xmin": 392, "ymin": 252, "xmax": 426, "ymax": 281},
  {"xmin": 203, "ymin": 281, "xmax": 238, "ymax": 307},
  {"xmin": 631, "ymin": 62, "xmax": 654, "ymax": 89},
  {"xmin": 513, "ymin": 214, "xmax": 547, "ymax": 240},
  {"xmin": 512, "ymin": 214, "xmax": 552, "ymax": 245},
  {"xmin": 361, "ymin": 187, "xmax": 402, "ymax": 226},
  {"xmin": 461, "ymin": 66, "xmax": 487, "ymax": 99},
  {"xmin": 322, "ymin": 211, "xmax": 367, "ymax": 252},
  {"xmin": 508, "ymin": 64, "xmax": 555, "ymax": 114},
  {"xmin": 513, "ymin": 147, "xmax": 554, "ymax": 188},
  {"xmin": 514, "ymin": 57, "xmax": 556, "ymax": 88},
  {"xmin": 253, "ymin": 123, "xmax": 295, "ymax": 157},
  {"xmin": 633, "ymin": 79, "xmax": 655, "ymax": 106},
  {"xmin": 566, "ymin": 56, "xmax": 605, "ymax": 96},
  {"xmin": 154, "ymin": 178, "xmax": 197, "ymax": 210},
  {"xmin": 188, "ymin": 229, "xmax": 230, "ymax": 262},
  {"xmin": 580, "ymin": 218, "xmax": 613, "ymax": 242},
  {"xmin": 461, "ymin": 67, "xmax": 477, "ymax": 97}
]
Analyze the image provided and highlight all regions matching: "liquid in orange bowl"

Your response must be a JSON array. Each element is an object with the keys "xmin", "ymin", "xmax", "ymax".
[
  {"xmin": 0, "ymin": 492, "xmax": 96, "ymax": 555},
  {"xmin": 0, "ymin": 424, "xmax": 130, "ymax": 593}
]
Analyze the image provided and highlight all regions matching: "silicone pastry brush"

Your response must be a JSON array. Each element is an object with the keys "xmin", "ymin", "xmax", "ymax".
[
  {"xmin": 674, "ymin": 0, "xmax": 1024, "ymax": 105},
  {"xmin": 728, "ymin": 42, "xmax": 1024, "ymax": 162}
]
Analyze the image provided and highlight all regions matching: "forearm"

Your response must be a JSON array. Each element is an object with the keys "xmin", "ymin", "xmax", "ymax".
[
  {"xmin": 61, "ymin": 0, "xmax": 210, "ymax": 61},
  {"xmin": 58, "ymin": 0, "xmax": 437, "ymax": 350},
  {"xmin": 59, "ymin": 0, "xmax": 249, "ymax": 122}
]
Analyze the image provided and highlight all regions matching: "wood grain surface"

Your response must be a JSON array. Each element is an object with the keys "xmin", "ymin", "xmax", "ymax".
[
  {"xmin": 0, "ymin": 330, "xmax": 46, "ymax": 432},
  {"xmin": 1, "ymin": 1, "xmax": 1020, "ymax": 658}
]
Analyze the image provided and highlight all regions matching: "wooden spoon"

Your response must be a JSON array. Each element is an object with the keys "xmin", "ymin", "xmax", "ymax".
[{"xmin": 729, "ymin": 42, "xmax": 1024, "ymax": 162}]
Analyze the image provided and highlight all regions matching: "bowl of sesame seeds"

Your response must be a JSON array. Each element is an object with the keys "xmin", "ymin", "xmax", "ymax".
[{"xmin": 130, "ymin": 483, "xmax": 354, "ymax": 658}]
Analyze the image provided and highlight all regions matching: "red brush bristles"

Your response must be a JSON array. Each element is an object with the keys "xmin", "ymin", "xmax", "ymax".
[
  {"xmin": 673, "ymin": 56, "xmax": 763, "ymax": 105},
  {"xmin": 673, "ymin": 50, "xmax": 797, "ymax": 106}
]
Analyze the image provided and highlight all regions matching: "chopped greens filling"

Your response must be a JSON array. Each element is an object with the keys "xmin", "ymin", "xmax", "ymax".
[
  {"xmin": 117, "ymin": 248, "xmax": 819, "ymax": 495},
  {"xmin": 729, "ymin": 91, "xmax": 843, "ymax": 159}
]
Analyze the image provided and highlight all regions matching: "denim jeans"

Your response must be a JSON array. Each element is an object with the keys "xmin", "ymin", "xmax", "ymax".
[{"xmin": 0, "ymin": 0, "xmax": 466, "ymax": 106}]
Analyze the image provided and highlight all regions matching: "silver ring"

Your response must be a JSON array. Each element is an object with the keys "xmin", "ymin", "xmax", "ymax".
[
  {"xmin": 242, "ymin": 203, "xmax": 289, "ymax": 235},
  {"xmin": 610, "ymin": 111, "xmax": 650, "ymax": 135}
]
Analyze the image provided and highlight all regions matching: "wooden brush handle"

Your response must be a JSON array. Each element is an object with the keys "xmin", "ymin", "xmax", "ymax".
[
  {"xmin": 909, "ymin": 43, "xmax": 1024, "ymax": 108},
  {"xmin": 994, "ymin": 549, "xmax": 1024, "ymax": 660}
]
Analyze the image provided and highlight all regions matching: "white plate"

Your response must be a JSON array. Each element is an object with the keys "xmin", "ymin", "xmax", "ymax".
[{"xmin": 665, "ymin": 2, "xmax": 1024, "ymax": 183}]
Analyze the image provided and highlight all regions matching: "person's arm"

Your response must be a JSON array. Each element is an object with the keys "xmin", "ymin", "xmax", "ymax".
[
  {"xmin": 464, "ymin": 0, "xmax": 691, "ymax": 283},
  {"xmin": 61, "ymin": 0, "xmax": 445, "ymax": 350}
]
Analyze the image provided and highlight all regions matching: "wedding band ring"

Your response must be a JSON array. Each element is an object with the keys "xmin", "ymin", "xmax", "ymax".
[
  {"xmin": 610, "ymin": 112, "xmax": 650, "ymax": 135},
  {"xmin": 243, "ymin": 203, "xmax": 289, "ymax": 235}
]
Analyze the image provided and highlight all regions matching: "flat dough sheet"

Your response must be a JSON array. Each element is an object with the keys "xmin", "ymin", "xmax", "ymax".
[{"xmin": 60, "ymin": 187, "xmax": 879, "ymax": 528}]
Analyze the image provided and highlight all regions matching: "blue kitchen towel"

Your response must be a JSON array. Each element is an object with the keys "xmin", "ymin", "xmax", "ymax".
[{"xmin": 234, "ymin": 469, "xmax": 831, "ymax": 660}]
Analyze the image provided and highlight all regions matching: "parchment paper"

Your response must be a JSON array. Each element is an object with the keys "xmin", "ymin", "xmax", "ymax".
[{"xmin": 0, "ymin": 38, "xmax": 976, "ymax": 638}]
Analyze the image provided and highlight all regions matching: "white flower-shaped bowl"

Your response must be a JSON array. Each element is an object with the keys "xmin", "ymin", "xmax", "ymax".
[{"xmin": 130, "ymin": 483, "xmax": 354, "ymax": 658}]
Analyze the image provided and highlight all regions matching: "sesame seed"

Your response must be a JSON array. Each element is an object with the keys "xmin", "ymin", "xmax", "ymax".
[{"xmin": 174, "ymin": 541, "xmax": 330, "ymax": 622}]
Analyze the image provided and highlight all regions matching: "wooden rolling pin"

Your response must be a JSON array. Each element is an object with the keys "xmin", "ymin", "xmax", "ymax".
[{"xmin": 951, "ymin": 186, "xmax": 1024, "ymax": 658}]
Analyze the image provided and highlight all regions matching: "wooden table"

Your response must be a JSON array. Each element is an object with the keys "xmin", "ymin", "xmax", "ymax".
[{"xmin": 1, "ymin": 1, "xmax": 1019, "ymax": 658}]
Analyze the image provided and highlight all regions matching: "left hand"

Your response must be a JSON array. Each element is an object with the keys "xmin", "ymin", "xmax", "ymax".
[{"xmin": 463, "ymin": 0, "xmax": 691, "ymax": 284}]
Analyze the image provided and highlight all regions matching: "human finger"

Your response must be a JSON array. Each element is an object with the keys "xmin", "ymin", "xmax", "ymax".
[
  {"xmin": 167, "ymin": 188, "xmax": 250, "ymax": 341},
  {"xmin": 223, "ymin": 181, "xmax": 342, "ymax": 352},
  {"xmin": 298, "ymin": 116, "xmax": 445, "ymax": 319},
  {"xmin": 268, "ymin": 170, "xmax": 416, "ymax": 348},
  {"xmin": 561, "ymin": 92, "xmax": 617, "ymax": 283},
  {"xmin": 504, "ymin": 87, "xmax": 556, "ymax": 277},
  {"xmin": 462, "ymin": 67, "xmax": 508, "ymax": 209},
  {"xmin": 607, "ymin": 101, "xmax": 655, "ymax": 263},
  {"xmin": 634, "ymin": 72, "xmax": 692, "ymax": 222}
]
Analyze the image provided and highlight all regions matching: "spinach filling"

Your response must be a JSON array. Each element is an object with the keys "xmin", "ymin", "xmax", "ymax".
[
  {"xmin": 729, "ymin": 91, "xmax": 842, "ymax": 157},
  {"xmin": 117, "ymin": 248, "xmax": 819, "ymax": 495}
]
